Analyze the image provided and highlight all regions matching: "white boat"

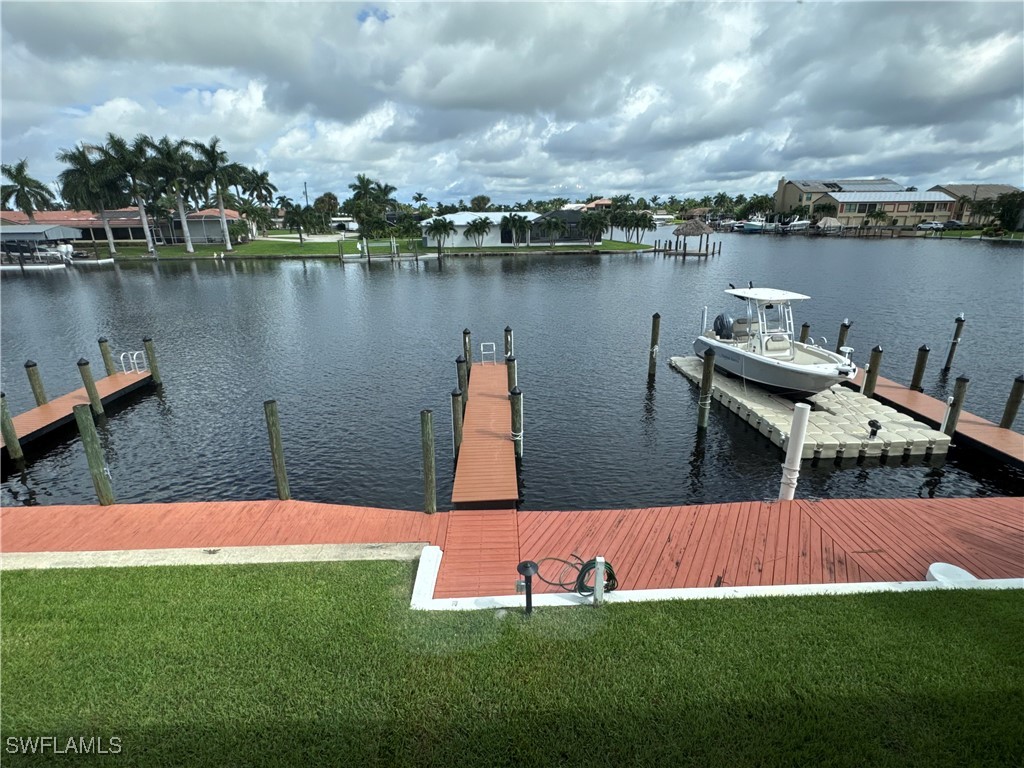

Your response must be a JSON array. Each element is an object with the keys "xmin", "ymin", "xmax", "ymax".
[
  {"xmin": 783, "ymin": 219, "xmax": 811, "ymax": 233},
  {"xmin": 693, "ymin": 287, "xmax": 858, "ymax": 396},
  {"xmin": 739, "ymin": 215, "xmax": 781, "ymax": 234}
]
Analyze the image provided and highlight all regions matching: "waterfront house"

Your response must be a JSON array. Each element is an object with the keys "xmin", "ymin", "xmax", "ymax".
[
  {"xmin": 420, "ymin": 211, "xmax": 540, "ymax": 248},
  {"xmin": 774, "ymin": 177, "xmax": 904, "ymax": 214},
  {"xmin": 529, "ymin": 210, "xmax": 593, "ymax": 244},
  {"xmin": 1, "ymin": 209, "xmax": 151, "ymax": 245},
  {"xmin": 927, "ymin": 184, "xmax": 1023, "ymax": 225},
  {"xmin": 816, "ymin": 190, "xmax": 956, "ymax": 228},
  {"xmin": 157, "ymin": 208, "xmax": 241, "ymax": 245}
]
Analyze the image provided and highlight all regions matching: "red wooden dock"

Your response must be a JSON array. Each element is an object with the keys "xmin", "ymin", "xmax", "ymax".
[
  {"xmin": 849, "ymin": 371, "xmax": 1023, "ymax": 467},
  {"xmin": 3, "ymin": 498, "xmax": 1020, "ymax": 599},
  {"xmin": 1, "ymin": 371, "xmax": 154, "ymax": 453},
  {"xmin": 450, "ymin": 363, "xmax": 519, "ymax": 509}
]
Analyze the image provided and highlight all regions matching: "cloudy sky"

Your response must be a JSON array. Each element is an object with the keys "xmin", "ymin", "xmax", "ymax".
[{"xmin": 2, "ymin": 1, "xmax": 1022, "ymax": 207}]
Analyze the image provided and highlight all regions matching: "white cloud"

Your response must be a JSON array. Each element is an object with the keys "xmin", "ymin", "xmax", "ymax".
[{"xmin": 1, "ymin": 1, "xmax": 1021, "ymax": 205}]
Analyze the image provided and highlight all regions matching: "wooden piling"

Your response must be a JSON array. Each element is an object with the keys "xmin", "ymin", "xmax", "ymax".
[
  {"xmin": 456, "ymin": 355, "xmax": 469, "ymax": 414},
  {"xmin": 941, "ymin": 314, "xmax": 965, "ymax": 372},
  {"xmin": 862, "ymin": 345, "xmax": 883, "ymax": 397},
  {"xmin": 910, "ymin": 345, "xmax": 930, "ymax": 392},
  {"xmin": 263, "ymin": 399, "xmax": 291, "ymax": 500},
  {"xmin": 462, "ymin": 329, "xmax": 473, "ymax": 378},
  {"xmin": 835, "ymin": 320, "xmax": 851, "ymax": 354},
  {"xmin": 999, "ymin": 375, "xmax": 1024, "ymax": 429},
  {"xmin": 421, "ymin": 409, "xmax": 436, "ymax": 513},
  {"xmin": 24, "ymin": 361, "xmax": 47, "ymax": 406},
  {"xmin": 943, "ymin": 376, "xmax": 970, "ymax": 437},
  {"xmin": 98, "ymin": 337, "xmax": 116, "ymax": 376},
  {"xmin": 77, "ymin": 359, "xmax": 104, "ymax": 416},
  {"xmin": 504, "ymin": 325, "xmax": 514, "ymax": 357},
  {"xmin": 1, "ymin": 392, "xmax": 24, "ymax": 462},
  {"xmin": 510, "ymin": 386, "xmax": 523, "ymax": 459},
  {"xmin": 72, "ymin": 404, "xmax": 115, "ymax": 505},
  {"xmin": 647, "ymin": 312, "xmax": 661, "ymax": 383},
  {"xmin": 799, "ymin": 323, "xmax": 810, "ymax": 343},
  {"xmin": 143, "ymin": 337, "xmax": 162, "ymax": 386},
  {"xmin": 451, "ymin": 389, "xmax": 464, "ymax": 460},
  {"xmin": 697, "ymin": 349, "xmax": 716, "ymax": 429},
  {"xmin": 506, "ymin": 354, "xmax": 518, "ymax": 392}
]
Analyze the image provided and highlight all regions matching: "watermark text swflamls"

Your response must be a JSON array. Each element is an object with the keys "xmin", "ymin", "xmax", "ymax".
[{"xmin": 6, "ymin": 736, "xmax": 122, "ymax": 755}]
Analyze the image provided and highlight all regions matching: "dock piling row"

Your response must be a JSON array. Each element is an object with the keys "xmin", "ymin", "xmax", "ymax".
[
  {"xmin": 73, "ymin": 403, "xmax": 116, "ymax": 506},
  {"xmin": 77, "ymin": 359, "xmax": 104, "ymax": 416},
  {"xmin": 647, "ymin": 313, "xmax": 661, "ymax": 383},
  {"xmin": 1, "ymin": 393, "xmax": 24, "ymax": 462},
  {"xmin": 24, "ymin": 361, "xmax": 47, "ymax": 406},
  {"xmin": 999, "ymin": 375, "xmax": 1024, "ymax": 429},
  {"xmin": 421, "ymin": 409, "xmax": 437, "ymax": 514},
  {"xmin": 263, "ymin": 400, "xmax": 291, "ymax": 500},
  {"xmin": 941, "ymin": 314, "xmax": 965, "ymax": 373}
]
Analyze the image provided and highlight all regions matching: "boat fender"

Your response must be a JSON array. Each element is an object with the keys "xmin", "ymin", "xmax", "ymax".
[{"xmin": 713, "ymin": 313, "xmax": 734, "ymax": 340}]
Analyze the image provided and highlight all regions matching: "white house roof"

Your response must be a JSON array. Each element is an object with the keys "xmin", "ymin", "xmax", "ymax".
[
  {"xmin": 789, "ymin": 178, "xmax": 904, "ymax": 193},
  {"xmin": 825, "ymin": 191, "xmax": 954, "ymax": 203},
  {"xmin": 420, "ymin": 212, "xmax": 539, "ymax": 227}
]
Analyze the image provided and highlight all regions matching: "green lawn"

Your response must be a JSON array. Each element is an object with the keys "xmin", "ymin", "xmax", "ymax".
[
  {"xmin": 107, "ymin": 238, "xmax": 647, "ymax": 261},
  {"xmin": 2, "ymin": 562, "xmax": 1021, "ymax": 766}
]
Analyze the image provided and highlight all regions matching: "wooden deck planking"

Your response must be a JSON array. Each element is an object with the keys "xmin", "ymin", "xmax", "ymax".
[
  {"xmin": 0, "ymin": 501, "xmax": 441, "ymax": 553},
  {"xmin": 2, "ymin": 497, "xmax": 1020, "ymax": 599},
  {"xmin": 449, "ymin": 364, "xmax": 520, "ymax": 508},
  {"xmin": 1, "ymin": 371, "xmax": 153, "ymax": 451},
  {"xmin": 848, "ymin": 371, "xmax": 1024, "ymax": 466},
  {"xmin": 432, "ymin": 509, "xmax": 520, "ymax": 598}
]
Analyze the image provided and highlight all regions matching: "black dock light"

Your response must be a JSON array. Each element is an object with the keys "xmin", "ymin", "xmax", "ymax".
[
  {"xmin": 868, "ymin": 419, "xmax": 882, "ymax": 438},
  {"xmin": 517, "ymin": 560, "xmax": 539, "ymax": 615}
]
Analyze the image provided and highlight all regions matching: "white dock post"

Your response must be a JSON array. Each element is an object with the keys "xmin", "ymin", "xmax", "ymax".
[
  {"xmin": 594, "ymin": 556, "xmax": 605, "ymax": 605},
  {"xmin": 778, "ymin": 403, "xmax": 811, "ymax": 501}
]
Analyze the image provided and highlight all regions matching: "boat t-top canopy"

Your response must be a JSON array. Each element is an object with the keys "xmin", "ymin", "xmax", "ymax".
[
  {"xmin": 1, "ymin": 224, "xmax": 83, "ymax": 242},
  {"xmin": 725, "ymin": 287, "xmax": 810, "ymax": 303}
]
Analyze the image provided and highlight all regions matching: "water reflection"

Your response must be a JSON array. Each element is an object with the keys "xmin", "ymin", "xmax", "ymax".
[{"xmin": 2, "ymin": 242, "xmax": 1022, "ymax": 510}]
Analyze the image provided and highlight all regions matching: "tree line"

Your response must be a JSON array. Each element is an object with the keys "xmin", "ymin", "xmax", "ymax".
[{"xmin": 2, "ymin": 136, "xmax": 278, "ymax": 256}]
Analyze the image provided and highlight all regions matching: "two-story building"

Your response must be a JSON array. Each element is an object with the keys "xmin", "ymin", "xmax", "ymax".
[
  {"xmin": 774, "ymin": 178, "xmax": 905, "ymax": 215},
  {"xmin": 815, "ymin": 191, "xmax": 956, "ymax": 227}
]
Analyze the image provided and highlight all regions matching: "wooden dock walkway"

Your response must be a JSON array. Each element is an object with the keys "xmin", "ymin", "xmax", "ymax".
[
  {"xmin": 1, "ymin": 371, "xmax": 154, "ymax": 455},
  {"xmin": 849, "ymin": 370, "xmax": 1024, "ymax": 467},
  {"xmin": 3, "ymin": 498, "xmax": 1020, "ymax": 599},
  {"xmin": 450, "ymin": 363, "xmax": 520, "ymax": 509}
]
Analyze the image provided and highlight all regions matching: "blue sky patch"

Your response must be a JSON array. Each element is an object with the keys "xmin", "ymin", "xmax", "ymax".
[{"xmin": 357, "ymin": 6, "xmax": 391, "ymax": 24}]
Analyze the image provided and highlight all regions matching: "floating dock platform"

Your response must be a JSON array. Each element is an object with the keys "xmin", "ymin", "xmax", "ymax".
[{"xmin": 669, "ymin": 356, "xmax": 950, "ymax": 460}]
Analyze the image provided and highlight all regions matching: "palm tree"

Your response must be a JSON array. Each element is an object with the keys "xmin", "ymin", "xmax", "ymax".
[
  {"xmin": 2, "ymin": 158, "xmax": 55, "ymax": 223},
  {"xmin": 866, "ymin": 208, "xmax": 889, "ymax": 228},
  {"xmin": 145, "ymin": 136, "xmax": 198, "ymax": 253},
  {"xmin": 412, "ymin": 192, "xmax": 427, "ymax": 205},
  {"xmin": 424, "ymin": 217, "xmax": 456, "ymax": 256},
  {"xmin": 500, "ymin": 213, "xmax": 530, "ymax": 247},
  {"xmin": 579, "ymin": 211, "xmax": 607, "ymax": 246},
  {"xmin": 189, "ymin": 136, "xmax": 244, "ymax": 251},
  {"xmin": 635, "ymin": 211, "xmax": 656, "ymax": 243},
  {"xmin": 91, "ymin": 134, "xmax": 160, "ymax": 254},
  {"xmin": 246, "ymin": 169, "xmax": 278, "ymax": 206},
  {"xmin": 55, "ymin": 144, "xmax": 127, "ymax": 256},
  {"xmin": 538, "ymin": 216, "xmax": 567, "ymax": 246},
  {"xmin": 282, "ymin": 204, "xmax": 316, "ymax": 245},
  {"xmin": 463, "ymin": 216, "xmax": 492, "ymax": 248},
  {"xmin": 649, "ymin": 194, "xmax": 662, "ymax": 209}
]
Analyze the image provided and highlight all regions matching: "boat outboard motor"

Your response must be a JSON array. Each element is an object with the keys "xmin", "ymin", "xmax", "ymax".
[{"xmin": 713, "ymin": 313, "xmax": 734, "ymax": 339}]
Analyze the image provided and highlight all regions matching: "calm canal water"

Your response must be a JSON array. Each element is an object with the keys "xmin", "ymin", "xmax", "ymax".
[{"xmin": 2, "ymin": 230, "xmax": 1022, "ymax": 509}]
